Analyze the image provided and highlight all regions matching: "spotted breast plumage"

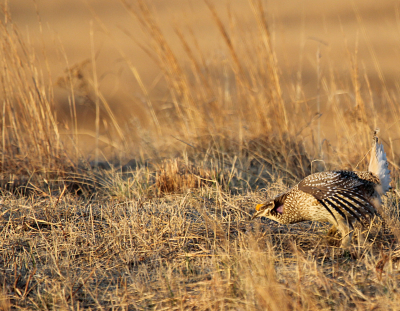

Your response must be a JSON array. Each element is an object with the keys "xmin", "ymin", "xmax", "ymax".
[{"xmin": 252, "ymin": 130, "xmax": 391, "ymax": 248}]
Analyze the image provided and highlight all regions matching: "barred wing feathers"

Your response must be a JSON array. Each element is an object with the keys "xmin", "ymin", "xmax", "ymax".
[{"xmin": 298, "ymin": 171, "xmax": 378, "ymax": 226}]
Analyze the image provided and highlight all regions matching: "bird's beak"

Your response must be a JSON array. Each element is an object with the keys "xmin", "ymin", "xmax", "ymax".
[
  {"xmin": 251, "ymin": 203, "xmax": 265, "ymax": 220},
  {"xmin": 255, "ymin": 203, "xmax": 264, "ymax": 211}
]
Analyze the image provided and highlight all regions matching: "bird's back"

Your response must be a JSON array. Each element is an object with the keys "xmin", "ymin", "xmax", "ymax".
[{"xmin": 280, "ymin": 170, "xmax": 381, "ymax": 226}]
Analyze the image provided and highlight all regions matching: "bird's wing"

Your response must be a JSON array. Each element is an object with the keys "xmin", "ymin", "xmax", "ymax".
[{"xmin": 298, "ymin": 171, "xmax": 377, "ymax": 224}]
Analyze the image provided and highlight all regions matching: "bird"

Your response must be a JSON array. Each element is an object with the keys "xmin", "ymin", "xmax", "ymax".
[{"xmin": 251, "ymin": 130, "xmax": 391, "ymax": 248}]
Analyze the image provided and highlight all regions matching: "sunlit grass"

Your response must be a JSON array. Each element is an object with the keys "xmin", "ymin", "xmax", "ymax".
[{"xmin": 1, "ymin": 0, "xmax": 400, "ymax": 309}]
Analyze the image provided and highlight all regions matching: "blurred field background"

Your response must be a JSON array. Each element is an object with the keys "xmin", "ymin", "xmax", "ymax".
[
  {"xmin": 2, "ymin": 0, "xmax": 400, "ymax": 309},
  {"xmin": 7, "ymin": 0, "xmax": 400, "ymax": 161}
]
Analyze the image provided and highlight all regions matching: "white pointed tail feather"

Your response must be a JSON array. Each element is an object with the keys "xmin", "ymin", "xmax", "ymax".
[{"xmin": 368, "ymin": 139, "xmax": 391, "ymax": 194}]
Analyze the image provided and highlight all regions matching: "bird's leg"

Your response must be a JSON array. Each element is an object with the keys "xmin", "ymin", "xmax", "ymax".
[
  {"xmin": 338, "ymin": 220, "xmax": 353, "ymax": 249},
  {"xmin": 327, "ymin": 225, "xmax": 338, "ymax": 237},
  {"xmin": 355, "ymin": 227, "xmax": 366, "ymax": 247},
  {"xmin": 325, "ymin": 224, "xmax": 341, "ymax": 247}
]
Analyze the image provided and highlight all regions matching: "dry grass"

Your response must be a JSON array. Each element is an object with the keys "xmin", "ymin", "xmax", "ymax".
[
  {"xmin": 1, "ymin": 0, "xmax": 400, "ymax": 309},
  {"xmin": 1, "ymin": 179, "xmax": 400, "ymax": 310}
]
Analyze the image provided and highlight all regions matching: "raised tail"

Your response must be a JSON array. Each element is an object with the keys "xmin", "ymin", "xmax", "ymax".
[{"xmin": 368, "ymin": 129, "xmax": 391, "ymax": 194}]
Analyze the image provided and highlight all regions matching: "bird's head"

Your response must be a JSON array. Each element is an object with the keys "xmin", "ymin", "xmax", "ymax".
[{"xmin": 251, "ymin": 198, "xmax": 284, "ymax": 220}]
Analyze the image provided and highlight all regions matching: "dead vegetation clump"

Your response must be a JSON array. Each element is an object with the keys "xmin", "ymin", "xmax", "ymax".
[
  {"xmin": 155, "ymin": 159, "xmax": 214, "ymax": 194},
  {"xmin": 245, "ymin": 134, "xmax": 312, "ymax": 182}
]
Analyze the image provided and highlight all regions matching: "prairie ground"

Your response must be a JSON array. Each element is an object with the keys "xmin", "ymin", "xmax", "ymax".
[
  {"xmin": 1, "ymin": 0, "xmax": 400, "ymax": 310},
  {"xmin": 1, "ymin": 165, "xmax": 400, "ymax": 310}
]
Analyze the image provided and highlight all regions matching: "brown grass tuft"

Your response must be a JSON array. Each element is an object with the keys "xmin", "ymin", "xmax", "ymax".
[{"xmin": 155, "ymin": 159, "xmax": 214, "ymax": 194}]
